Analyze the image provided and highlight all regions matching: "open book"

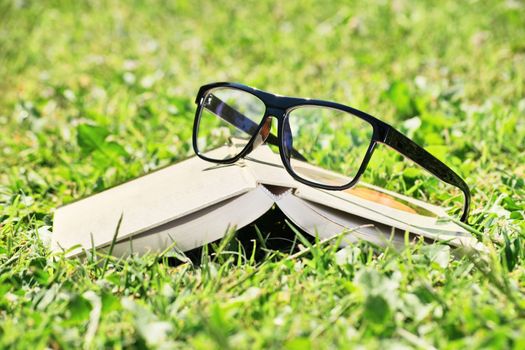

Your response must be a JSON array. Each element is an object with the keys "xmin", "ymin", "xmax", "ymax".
[{"xmin": 52, "ymin": 144, "xmax": 481, "ymax": 256}]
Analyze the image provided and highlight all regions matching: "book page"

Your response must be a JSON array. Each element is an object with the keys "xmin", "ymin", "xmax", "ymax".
[
  {"xmin": 52, "ymin": 154, "xmax": 258, "ymax": 252},
  {"xmin": 108, "ymin": 185, "xmax": 275, "ymax": 256},
  {"xmin": 244, "ymin": 145, "xmax": 468, "ymax": 235},
  {"xmin": 275, "ymin": 194, "xmax": 406, "ymax": 247},
  {"xmin": 294, "ymin": 185, "xmax": 468, "ymax": 235},
  {"xmin": 299, "ymin": 196, "xmax": 479, "ymax": 247}
]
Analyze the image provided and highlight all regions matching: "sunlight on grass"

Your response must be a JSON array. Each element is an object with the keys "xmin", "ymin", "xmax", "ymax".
[{"xmin": 0, "ymin": 0, "xmax": 524, "ymax": 348}]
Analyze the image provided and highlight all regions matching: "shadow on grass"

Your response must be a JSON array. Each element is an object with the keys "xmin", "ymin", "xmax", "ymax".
[{"xmin": 165, "ymin": 205, "xmax": 315, "ymax": 266}]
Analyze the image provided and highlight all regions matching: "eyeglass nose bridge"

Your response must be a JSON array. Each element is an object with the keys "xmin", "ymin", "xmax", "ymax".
[
  {"xmin": 251, "ymin": 116, "xmax": 273, "ymax": 150},
  {"xmin": 246, "ymin": 107, "xmax": 287, "ymax": 156},
  {"xmin": 263, "ymin": 108, "xmax": 295, "ymax": 162},
  {"xmin": 265, "ymin": 107, "xmax": 286, "ymax": 120}
]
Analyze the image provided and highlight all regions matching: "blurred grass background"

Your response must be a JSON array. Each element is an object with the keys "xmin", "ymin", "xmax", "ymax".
[
  {"xmin": 1, "ymin": 0, "xmax": 525, "ymax": 348},
  {"xmin": 1, "ymin": 0, "xmax": 524, "ymax": 204}
]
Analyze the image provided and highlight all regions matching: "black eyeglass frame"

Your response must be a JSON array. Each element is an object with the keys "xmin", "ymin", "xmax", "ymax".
[{"xmin": 193, "ymin": 82, "xmax": 471, "ymax": 223}]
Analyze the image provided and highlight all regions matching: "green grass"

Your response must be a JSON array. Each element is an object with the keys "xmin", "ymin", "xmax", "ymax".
[{"xmin": 1, "ymin": 0, "xmax": 525, "ymax": 348}]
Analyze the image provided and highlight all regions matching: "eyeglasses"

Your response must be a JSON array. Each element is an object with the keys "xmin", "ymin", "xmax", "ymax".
[{"xmin": 192, "ymin": 82, "xmax": 471, "ymax": 223}]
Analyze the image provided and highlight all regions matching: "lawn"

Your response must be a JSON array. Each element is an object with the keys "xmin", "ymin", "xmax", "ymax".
[{"xmin": 1, "ymin": 0, "xmax": 525, "ymax": 348}]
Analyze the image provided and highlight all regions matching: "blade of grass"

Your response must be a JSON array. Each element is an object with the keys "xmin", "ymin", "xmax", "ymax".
[{"xmin": 100, "ymin": 213, "xmax": 123, "ymax": 278}]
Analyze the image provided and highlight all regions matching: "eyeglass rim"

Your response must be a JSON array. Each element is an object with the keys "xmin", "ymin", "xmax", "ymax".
[
  {"xmin": 192, "ymin": 85, "xmax": 378, "ymax": 188},
  {"xmin": 192, "ymin": 82, "xmax": 471, "ymax": 223},
  {"xmin": 280, "ymin": 105, "xmax": 377, "ymax": 190}
]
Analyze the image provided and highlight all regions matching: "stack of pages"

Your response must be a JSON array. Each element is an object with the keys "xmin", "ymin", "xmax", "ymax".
[{"xmin": 52, "ymin": 144, "xmax": 481, "ymax": 256}]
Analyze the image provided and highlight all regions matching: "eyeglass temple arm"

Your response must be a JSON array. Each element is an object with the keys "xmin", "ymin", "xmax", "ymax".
[
  {"xmin": 382, "ymin": 126, "xmax": 471, "ymax": 222},
  {"xmin": 205, "ymin": 94, "xmax": 307, "ymax": 161}
]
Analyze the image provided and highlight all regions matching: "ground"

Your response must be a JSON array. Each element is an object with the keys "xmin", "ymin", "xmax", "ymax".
[{"xmin": 0, "ymin": 0, "xmax": 524, "ymax": 349}]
